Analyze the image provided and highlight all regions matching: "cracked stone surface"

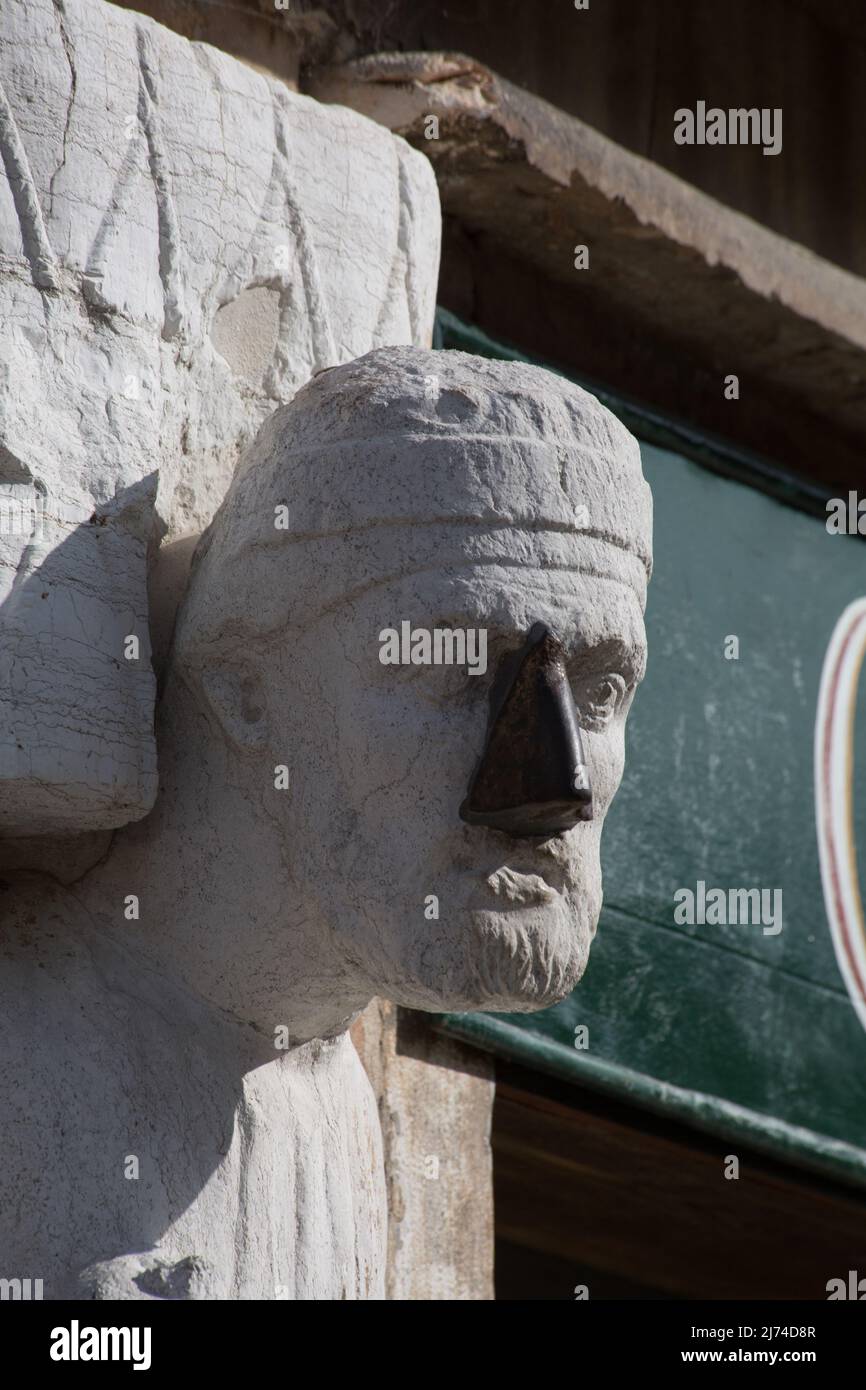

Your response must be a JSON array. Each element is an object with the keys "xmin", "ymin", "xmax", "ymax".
[
  {"xmin": 0, "ymin": 0, "xmax": 440, "ymax": 835},
  {"xmin": 174, "ymin": 345, "xmax": 652, "ymax": 1018},
  {"xmin": 0, "ymin": 346, "xmax": 650, "ymax": 1299}
]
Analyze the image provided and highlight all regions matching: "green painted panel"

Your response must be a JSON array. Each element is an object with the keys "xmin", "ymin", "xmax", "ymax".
[
  {"xmin": 502, "ymin": 910, "xmax": 866, "ymax": 1144},
  {"xmin": 434, "ymin": 310, "xmax": 866, "ymax": 1179},
  {"xmin": 606, "ymin": 440, "xmax": 866, "ymax": 991}
]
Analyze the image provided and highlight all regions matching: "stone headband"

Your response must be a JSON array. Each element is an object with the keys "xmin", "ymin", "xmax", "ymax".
[{"xmin": 177, "ymin": 347, "xmax": 652, "ymax": 655}]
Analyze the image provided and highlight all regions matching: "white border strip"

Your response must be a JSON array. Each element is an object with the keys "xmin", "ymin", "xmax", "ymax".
[{"xmin": 815, "ymin": 598, "xmax": 866, "ymax": 1035}]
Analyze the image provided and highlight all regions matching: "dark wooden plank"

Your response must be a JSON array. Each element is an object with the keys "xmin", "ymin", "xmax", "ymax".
[{"xmin": 494, "ymin": 1083, "xmax": 866, "ymax": 1299}]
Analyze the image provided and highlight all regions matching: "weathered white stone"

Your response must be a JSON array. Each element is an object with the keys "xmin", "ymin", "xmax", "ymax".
[
  {"xmin": 0, "ymin": 885, "xmax": 387, "ymax": 1300},
  {"xmin": 0, "ymin": 348, "xmax": 650, "ymax": 1299},
  {"xmin": 0, "ymin": 0, "xmax": 440, "ymax": 835},
  {"xmin": 176, "ymin": 345, "xmax": 652, "ymax": 1012},
  {"xmin": 352, "ymin": 1000, "xmax": 496, "ymax": 1301}
]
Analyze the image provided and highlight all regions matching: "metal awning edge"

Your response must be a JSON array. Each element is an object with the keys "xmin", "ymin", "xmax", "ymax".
[
  {"xmin": 434, "ymin": 308, "xmax": 834, "ymax": 522},
  {"xmin": 433, "ymin": 1011, "xmax": 866, "ymax": 1194}
]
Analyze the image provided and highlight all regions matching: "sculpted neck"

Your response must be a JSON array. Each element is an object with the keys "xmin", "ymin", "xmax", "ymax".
[{"xmin": 74, "ymin": 679, "xmax": 370, "ymax": 1050}]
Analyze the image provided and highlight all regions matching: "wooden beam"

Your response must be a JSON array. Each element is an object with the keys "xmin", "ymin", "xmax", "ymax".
[{"xmin": 494, "ymin": 1080, "xmax": 866, "ymax": 1299}]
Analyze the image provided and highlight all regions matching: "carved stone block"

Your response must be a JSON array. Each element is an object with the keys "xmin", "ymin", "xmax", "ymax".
[{"xmin": 0, "ymin": 0, "xmax": 439, "ymax": 834}]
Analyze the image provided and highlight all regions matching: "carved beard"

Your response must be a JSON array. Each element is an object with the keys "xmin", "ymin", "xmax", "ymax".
[
  {"xmin": 464, "ymin": 887, "xmax": 595, "ymax": 1012},
  {"xmin": 347, "ymin": 886, "xmax": 593, "ymax": 1016}
]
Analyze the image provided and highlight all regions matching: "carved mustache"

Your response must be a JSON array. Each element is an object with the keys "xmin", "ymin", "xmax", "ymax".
[{"xmin": 486, "ymin": 866, "xmax": 558, "ymax": 906}]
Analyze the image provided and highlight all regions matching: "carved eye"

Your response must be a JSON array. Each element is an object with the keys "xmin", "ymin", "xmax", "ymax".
[{"xmin": 578, "ymin": 673, "xmax": 626, "ymax": 730}]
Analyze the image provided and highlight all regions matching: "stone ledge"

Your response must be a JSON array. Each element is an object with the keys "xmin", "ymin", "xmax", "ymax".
[{"xmin": 309, "ymin": 53, "xmax": 866, "ymax": 492}]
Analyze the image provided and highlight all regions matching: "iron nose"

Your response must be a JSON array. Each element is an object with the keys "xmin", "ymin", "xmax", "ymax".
[{"xmin": 459, "ymin": 622, "xmax": 593, "ymax": 838}]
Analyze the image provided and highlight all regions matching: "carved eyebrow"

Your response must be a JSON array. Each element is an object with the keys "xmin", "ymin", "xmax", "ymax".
[
  {"xmin": 408, "ymin": 619, "xmax": 645, "ymax": 684},
  {"xmin": 474, "ymin": 627, "xmax": 643, "ymax": 688},
  {"xmin": 565, "ymin": 636, "xmax": 645, "ymax": 687}
]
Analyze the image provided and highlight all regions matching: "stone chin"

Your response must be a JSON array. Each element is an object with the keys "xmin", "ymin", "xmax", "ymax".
[
  {"xmin": 468, "ymin": 893, "xmax": 596, "ymax": 1013},
  {"xmin": 361, "ymin": 888, "xmax": 597, "ymax": 1017}
]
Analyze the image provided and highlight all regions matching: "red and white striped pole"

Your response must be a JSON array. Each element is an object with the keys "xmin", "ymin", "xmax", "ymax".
[{"xmin": 815, "ymin": 598, "xmax": 866, "ymax": 1034}]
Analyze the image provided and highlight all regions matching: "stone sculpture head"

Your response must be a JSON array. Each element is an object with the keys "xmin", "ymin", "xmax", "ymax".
[{"xmin": 170, "ymin": 347, "xmax": 652, "ymax": 1030}]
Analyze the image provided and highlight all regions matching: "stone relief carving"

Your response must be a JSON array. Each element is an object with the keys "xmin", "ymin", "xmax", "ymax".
[
  {"xmin": 2, "ymin": 346, "xmax": 651, "ymax": 1298},
  {"xmin": 0, "ymin": 0, "xmax": 439, "ymax": 834},
  {"xmin": 0, "ymin": 0, "xmax": 651, "ymax": 1302}
]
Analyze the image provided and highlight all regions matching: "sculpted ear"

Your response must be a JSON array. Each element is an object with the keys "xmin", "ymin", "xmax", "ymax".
[{"xmin": 199, "ymin": 665, "xmax": 269, "ymax": 751}]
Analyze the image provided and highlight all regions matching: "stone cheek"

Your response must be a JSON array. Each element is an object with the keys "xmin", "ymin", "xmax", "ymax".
[{"xmin": 0, "ymin": 0, "xmax": 441, "ymax": 835}]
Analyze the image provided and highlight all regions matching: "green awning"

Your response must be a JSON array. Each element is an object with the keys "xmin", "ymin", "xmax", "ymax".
[{"xmin": 433, "ymin": 309, "xmax": 866, "ymax": 1190}]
